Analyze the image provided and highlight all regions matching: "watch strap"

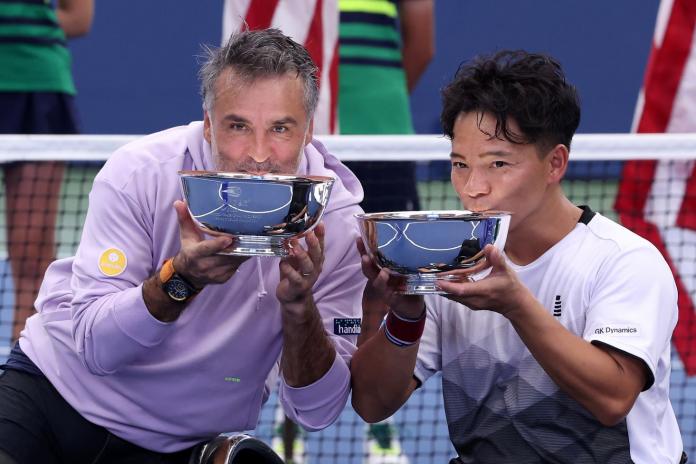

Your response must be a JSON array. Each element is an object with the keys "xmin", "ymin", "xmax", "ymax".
[
  {"xmin": 160, "ymin": 257, "xmax": 176, "ymax": 283},
  {"xmin": 160, "ymin": 258, "xmax": 200, "ymax": 295}
]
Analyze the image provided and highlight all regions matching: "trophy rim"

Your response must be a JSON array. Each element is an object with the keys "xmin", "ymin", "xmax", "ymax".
[
  {"xmin": 354, "ymin": 210, "xmax": 511, "ymax": 221},
  {"xmin": 178, "ymin": 170, "xmax": 335, "ymax": 184}
]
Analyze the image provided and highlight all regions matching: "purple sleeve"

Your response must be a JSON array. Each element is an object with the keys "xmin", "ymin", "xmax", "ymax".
[
  {"xmin": 279, "ymin": 207, "xmax": 366, "ymax": 429},
  {"xmin": 70, "ymin": 178, "xmax": 173, "ymax": 375},
  {"xmin": 279, "ymin": 354, "xmax": 351, "ymax": 431}
]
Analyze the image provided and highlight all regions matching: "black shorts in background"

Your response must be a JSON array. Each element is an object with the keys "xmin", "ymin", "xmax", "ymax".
[{"xmin": 0, "ymin": 92, "xmax": 79, "ymax": 135}]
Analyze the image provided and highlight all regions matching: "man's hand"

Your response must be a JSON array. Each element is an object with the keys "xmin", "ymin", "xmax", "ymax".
[
  {"xmin": 276, "ymin": 223, "xmax": 325, "ymax": 311},
  {"xmin": 350, "ymin": 238, "xmax": 422, "ymax": 422},
  {"xmin": 436, "ymin": 244, "xmax": 533, "ymax": 319},
  {"xmin": 277, "ymin": 222, "xmax": 337, "ymax": 387},
  {"xmin": 171, "ymin": 200, "xmax": 248, "ymax": 289},
  {"xmin": 356, "ymin": 238, "xmax": 424, "ymax": 319},
  {"xmin": 143, "ymin": 201, "xmax": 248, "ymax": 322}
]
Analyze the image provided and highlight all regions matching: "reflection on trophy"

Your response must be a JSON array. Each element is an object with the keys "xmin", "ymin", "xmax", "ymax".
[
  {"xmin": 179, "ymin": 171, "xmax": 334, "ymax": 257},
  {"xmin": 456, "ymin": 237, "xmax": 484, "ymax": 265},
  {"xmin": 356, "ymin": 211, "xmax": 510, "ymax": 294}
]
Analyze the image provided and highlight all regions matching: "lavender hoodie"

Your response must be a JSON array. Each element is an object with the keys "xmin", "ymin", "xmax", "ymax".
[{"xmin": 20, "ymin": 122, "xmax": 367, "ymax": 452}]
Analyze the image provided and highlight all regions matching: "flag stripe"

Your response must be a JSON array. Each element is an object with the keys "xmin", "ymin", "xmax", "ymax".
[
  {"xmin": 614, "ymin": 160, "xmax": 657, "ymax": 215},
  {"xmin": 222, "ymin": 0, "xmax": 338, "ymax": 134},
  {"xmin": 619, "ymin": 213, "xmax": 696, "ymax": 372},
  {"xmin": 615, "ymin": 0, "xmax": 696, "ymax": 375},
  {"xmin": 616, "ymin": 0, "xmax": 696, "ymax": 216},
  {"xmin": 244, "ymin": 0, "xmax": 280, "ymax": 29},
  {"xmin": 639, "ymin": 0, "xmax": 696, "ymax": 133},
  {"xmin": 305, "ymin": 0, "xmax": 324, "ymax": 74}
]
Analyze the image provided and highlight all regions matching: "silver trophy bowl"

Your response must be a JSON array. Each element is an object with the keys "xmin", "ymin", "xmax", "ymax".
[
  {"xmin": 180, "ymin": 171, "xmax": 334, "ymax": 257},
  {"xmin": 356, "ymin": 210, "xmax": 511, "ymax": 294}
]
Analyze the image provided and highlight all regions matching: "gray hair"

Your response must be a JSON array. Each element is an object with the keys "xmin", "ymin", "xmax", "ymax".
[{"xmin": 199, "ymin": 28, "xmax": 319, "ymax": 118}]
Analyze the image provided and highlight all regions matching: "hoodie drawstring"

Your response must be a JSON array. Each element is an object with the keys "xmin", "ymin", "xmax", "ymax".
[{"xmin": 255, "ymin": 257, "xmax": 267, "ymax": 311}]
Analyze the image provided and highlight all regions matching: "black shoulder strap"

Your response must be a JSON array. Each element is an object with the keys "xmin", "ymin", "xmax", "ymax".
[{"xmin": 578, "ymin": 205, "xmax": 596, "ymax": 225}]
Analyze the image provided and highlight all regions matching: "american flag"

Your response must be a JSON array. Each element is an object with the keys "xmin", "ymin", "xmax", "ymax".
[
  {"xmin": 615, "ymin": 0, "xmax": 696, "ymax": 374},
  {"xmin": 221, "ymin": 0, "xmax": 339, "ymax": 135}
]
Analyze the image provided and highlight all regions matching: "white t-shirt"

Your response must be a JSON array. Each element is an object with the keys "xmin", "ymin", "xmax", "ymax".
[{"xmin": 415, "ymin": 208, "xmax": 682, "ymax": 464}]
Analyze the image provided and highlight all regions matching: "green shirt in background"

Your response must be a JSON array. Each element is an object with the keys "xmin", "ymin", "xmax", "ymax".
[
  {"xmin": 338, "ymin": 0, "xmax": 413, "ymax": 135},
  {"xmin": 0, "ymin": 0, "xmax": 75, "ymax": 95}
]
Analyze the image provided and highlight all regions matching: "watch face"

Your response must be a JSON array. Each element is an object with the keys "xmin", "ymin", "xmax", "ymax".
[{"xmin": 164, "ymin": 277, "xmax": 192, "ymax": 302}]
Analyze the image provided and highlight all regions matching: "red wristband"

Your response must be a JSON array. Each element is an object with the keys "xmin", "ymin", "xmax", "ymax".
[{"xmin": 384, "ymin": 307, "xmax": 426, "ymax": 347}]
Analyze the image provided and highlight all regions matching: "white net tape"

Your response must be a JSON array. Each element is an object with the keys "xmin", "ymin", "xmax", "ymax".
[{"xmin": 2, "ymin": 132, "xmax": 696, "ymax": 162}]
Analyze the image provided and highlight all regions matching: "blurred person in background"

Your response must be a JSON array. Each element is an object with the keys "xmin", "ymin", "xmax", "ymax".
[
  {"xmin": 0, "ymin": 0, "xmax": 94, "ymax": 342},
  {"xmin": 338, "ymin": 1, "xmax": 434, "ymax": 462},
  {"xmin": 339, "ymin": 0, "xmax": 434, "ymax": 213}
]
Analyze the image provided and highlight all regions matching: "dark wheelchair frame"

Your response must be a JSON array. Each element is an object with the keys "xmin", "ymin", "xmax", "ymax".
[{"xmin": 190, "ymin": 434, "xmax": 284, "ymax": 464}]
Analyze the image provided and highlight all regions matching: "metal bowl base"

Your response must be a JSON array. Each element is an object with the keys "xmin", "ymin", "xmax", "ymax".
[
  {"xmin": 398, "ymin": 274, "xmax": 459, "ymax": 295},
  {"xmin": 217, "ymin": 236, "xmax": 290, "ymax": 257}
]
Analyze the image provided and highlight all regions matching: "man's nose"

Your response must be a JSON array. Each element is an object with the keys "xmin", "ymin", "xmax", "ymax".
[
  {"xmin": 248, "ymin": 133, "xmax": 271, "ymax": 163},
  {"xmin": 462, "ymin": 169, "xmax": 491, "ymax": 198}
]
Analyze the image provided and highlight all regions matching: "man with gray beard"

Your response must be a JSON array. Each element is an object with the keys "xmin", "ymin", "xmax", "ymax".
[{"xmin": 0, "ymin": 28, "xmax": 366, "ymax": 464}]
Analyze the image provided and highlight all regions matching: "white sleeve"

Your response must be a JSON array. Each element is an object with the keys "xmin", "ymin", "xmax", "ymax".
[
  {"xmin": 584, "ymin": 244, "xmax": 677, "ymax": 389},
  {"xmin": 414, "ymin": 294, "xmax": 443, "ymax": 385}
]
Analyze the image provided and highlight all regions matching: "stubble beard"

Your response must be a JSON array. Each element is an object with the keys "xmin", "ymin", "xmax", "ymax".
[{"xmin": 212, "ymin": 147, "xmax": 304, "ymax": 175}]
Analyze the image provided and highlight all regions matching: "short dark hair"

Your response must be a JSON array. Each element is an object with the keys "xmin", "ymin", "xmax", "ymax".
[
  {"xmin": 199, "ymin": 28, "xmax": 319, "ymax": 117},
  {"xmin": 440, "ymin": 50, "xmax": 581, "ymax": 153}
]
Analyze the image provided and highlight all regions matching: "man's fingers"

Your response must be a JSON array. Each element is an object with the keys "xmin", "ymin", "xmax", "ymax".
[
  {"xmin": 205, "ymin": 253, "xmax": 249, "ymax": 270},
  {"xmin": 174, "ymin": 200, "xmax": 203, "ymax": 244},
  {"xmin": 304, "ymin": 230, "xmax": 323, "ymax": 270},
  {"xmin": 279, "ymin": 259, "xmax": 305, "ymax": 284},
  {"xmin": 207, "ymin": 260, "xmax": 245, "ymax": 283},
  {"xmin": 183, "ymin": 252, "xmax": 249, "ymax": 287},
  {"xmin": 174, "ymin": 201, "xmax": 240, "ymax": 259},
  {"xmin": 356, "ymin": 237, "xmax": 367, "ymax": 256},
  {"xmin": 356, "ymin": 239, "xmax": 366, "ymax": 255},
  {"xmin": 371, "ymin": 267, "xmax": 393, "ymax": 293},
  {"xmin": 442, "ymin": 265, "xmax": 484, "ymax": 281},
  {"xmin": 359, "ymin": 252, "xmax": 381, "ymax": 280},
  {"xmin": 356, "ymin": 237, "xmax": 383, "ymax": 279},
  {"xmin": 195, "ymin": 235, "xmax": 235, "ymax": 258},
  {"xmin": 436, "ymin": 279, "xmax": 462, "ymax": 295},
  {"xmin": 290, "ymin": 242, "xmax": 315, "ymax": 276},
  {"xmin": 314, "ymin": 222, "xmax": 325, "ymax": 255},
  {"xmin": 483, "ymin": 245, "xmax": 507, "ymax": 271}
]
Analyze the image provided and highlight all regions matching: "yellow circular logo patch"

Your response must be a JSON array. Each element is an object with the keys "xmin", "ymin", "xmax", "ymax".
[{"xmin": 98, "ymin": 248, "xmax": 127, "ymax": 277}]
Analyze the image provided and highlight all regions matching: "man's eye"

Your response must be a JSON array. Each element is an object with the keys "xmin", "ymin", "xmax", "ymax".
[
  {"xmin": 272, "ymin": 126, "xmax": 288, "ymax": 133},
  {"xmin": 230, "ymin": 123, "xmax": 246, "ymax": 131},
  {"xmin": 492, "ymin": 161, "xmax": 508, "ymax": 168},
  {"xmin": 452, "ymin": 161, "xmax": 467, "ymax": 169}
]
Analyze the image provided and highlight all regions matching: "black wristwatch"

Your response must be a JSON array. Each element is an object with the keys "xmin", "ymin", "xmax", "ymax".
[{"xmin": 159, "ymin": 258, "xmax": 199, "ymax": 302}]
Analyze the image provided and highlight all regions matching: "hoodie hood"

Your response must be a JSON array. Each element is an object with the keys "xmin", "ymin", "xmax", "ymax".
[
  {"xmin": 183, "ymin": 121, "xmax": 364, "ymax": 214},
  {"xmin": 299, "ymin": 138, "xmax": 364, "ymax": 213},
  {"xmin": 185, "ymin": 121, "xmax": 215, "ymax": 172}
]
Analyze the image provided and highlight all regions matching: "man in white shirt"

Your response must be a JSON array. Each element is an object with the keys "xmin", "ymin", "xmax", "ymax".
[{"xmin": 350, "ymin": 50, "xmax": 684, "ymax": 464}]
